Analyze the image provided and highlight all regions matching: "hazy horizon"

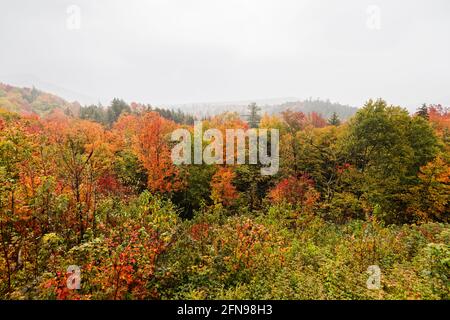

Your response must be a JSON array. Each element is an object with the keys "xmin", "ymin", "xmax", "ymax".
[{"xmin": 1, "ymin": 0, "xmax": 449, "ymax": 111}]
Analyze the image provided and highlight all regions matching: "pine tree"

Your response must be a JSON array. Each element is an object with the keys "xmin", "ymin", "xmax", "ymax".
[
  {"xmin": 247, "ymin": 102, "xmax": 261, "ymax": 128},
  {"xmin": 328, "ymin": 111, "xmax": 341, "ymax": 126},
  {"xmin": 416, "ymin": 103, "xmax": 429, "ymax": 119}
]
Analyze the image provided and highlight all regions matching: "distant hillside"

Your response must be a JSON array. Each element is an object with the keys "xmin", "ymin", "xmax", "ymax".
[
  {"xmin": 0, "ymin": 82, "xmax": 80, "ymax": 117},
  {"xmin": 268, "ymin": 99, "xmax": 358, "ymax": 120},
  {"xmin": 161, "ymin": 97, "xmax": 296, "ymax": 119},
  {"xmin": 166, "ymin": 98, "xmax": 358, "ymax": 120},
  {"xmin": 0, "ymin": 82, "xmax": 357, "ymax": 122}
]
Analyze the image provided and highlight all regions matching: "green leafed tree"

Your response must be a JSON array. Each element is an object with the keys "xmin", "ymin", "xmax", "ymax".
[{"xmin": 343, "ymin": 99, "xmax": 439, "ymax": 223}]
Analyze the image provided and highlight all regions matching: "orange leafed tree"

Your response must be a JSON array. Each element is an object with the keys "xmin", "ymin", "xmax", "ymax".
[
  {"xmin": 407, "ymin": 155, "xmax": 450, "ymax": 222},
  {"xmin": 203, "ymin": 113, "xmax": 249, "ymax": 164},
  {"xmin": 211, "ymin": 167, "xmax": 238, "ymax": 206},
  {"xmin": 428, "ymin": 105, "xmax": 450, "ymax": 144},
  {"xmin": 133, "ymin": 112, "xmax": 184, "ymax": 193},
  {"xmin": 112, "ymin": 114, "xmax": 140, "ymax": 150}
]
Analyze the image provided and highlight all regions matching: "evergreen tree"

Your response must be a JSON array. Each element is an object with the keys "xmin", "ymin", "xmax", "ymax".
[
  {"xmin": 247, "ymin": 102, "xmax": 261, "ymax": 128},
  {"xmin": 416, "ymin": 103, "xmax": 429, "ymax": 119},
  {"xmin": 328, "ymin": 111, "xmax": 341, "ymax": 126},
  {"xmin": 107, "ymin": 98, "xmax": 131, "ymax": 125}
]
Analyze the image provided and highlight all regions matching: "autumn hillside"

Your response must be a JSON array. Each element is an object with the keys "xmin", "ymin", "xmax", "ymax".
[{"xmin": 0, "ymin": 83, "xmax": 80, "ymax": 117}]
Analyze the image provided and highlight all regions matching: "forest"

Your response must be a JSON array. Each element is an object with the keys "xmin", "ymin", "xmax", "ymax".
[{"xmin": 0, "ymin": 86, "xmax": 449, "ymax": 299}]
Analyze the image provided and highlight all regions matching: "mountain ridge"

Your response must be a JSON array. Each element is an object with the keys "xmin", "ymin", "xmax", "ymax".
[{"xmin": 0, "ymin": 82, "xmax": 357, "ymax": 120}]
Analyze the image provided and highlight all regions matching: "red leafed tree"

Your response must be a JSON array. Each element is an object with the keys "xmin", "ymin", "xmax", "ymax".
[
  {"xmin": 281, "ymin": 109, "xmax": 307, "ymax": 132},
  {"xmin": 308, "ymin": 112, "xmax": 328, "ymax": 128},
  {"xmin": 211, "ymin": 167, "xmax": 238, "ymax": 206},
  {"xmin": 133, "ymin": 112, "xmax": 184, "ymax": 193},
  {"xmin": 269, "ymin": 174, "xmax": 320, "ymax": 207}
]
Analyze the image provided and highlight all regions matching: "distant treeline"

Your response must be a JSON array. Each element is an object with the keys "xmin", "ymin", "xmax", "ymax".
[
  {"xmin": 173, "ymin": 98, "xmax": 358, "ymax": 121},
  {"xmin": 79, "ymin": 98, "xmax": 196, "ymax": 126}
]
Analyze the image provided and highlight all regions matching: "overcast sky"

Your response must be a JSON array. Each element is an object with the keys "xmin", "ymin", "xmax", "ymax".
[{"xmin": 1, "ymin": 0, "xmax": 449, "ymax": 110}]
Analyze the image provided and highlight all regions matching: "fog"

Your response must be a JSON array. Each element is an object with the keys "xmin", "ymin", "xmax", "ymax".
[{"xmin": 1, "ymin": 0, "xmax": 449, "ymax": 110}]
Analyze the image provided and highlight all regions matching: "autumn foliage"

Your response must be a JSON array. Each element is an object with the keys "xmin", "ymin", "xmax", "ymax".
[
  {"xmin": 269, "ymin": 174, "xmax": 320, "ymax": 208},
  {"xmin": 0, "ymin": 96, "xmax": 449, "ymax": 300},
  {"xmin": 211, "ymin": 167, "xmax": 238, "ymax": 206},
  {"xmin": 133, "ymin": 112, "xmax": 184, "ymax": 193}
]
